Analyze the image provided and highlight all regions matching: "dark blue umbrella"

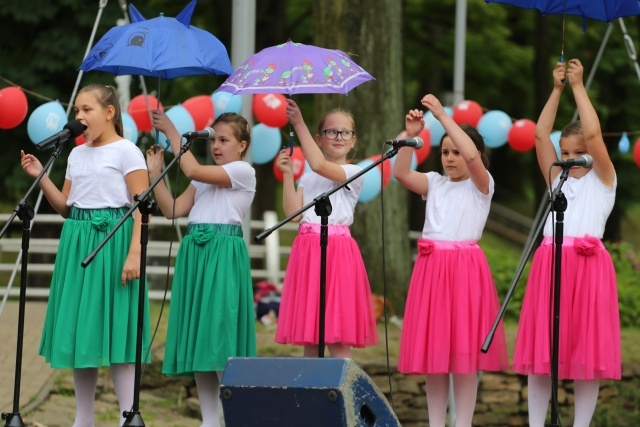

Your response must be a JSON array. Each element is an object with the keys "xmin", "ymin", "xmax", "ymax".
[
  {"xmin": 486, "ymin": 0, "xmax": 640, "ymax": 60},
  {"xmin": 80, "ymin": 0, "xmax": 232, "ymax": 79}
]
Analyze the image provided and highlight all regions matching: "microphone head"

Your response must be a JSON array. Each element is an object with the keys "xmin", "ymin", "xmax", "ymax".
[
  {"xmin": 582, "ymin": 154, "xmax": 593, "ymax": 167},
  {"xmin": 204, "ymin": 127, "xmax": 215, "ymax": 139},
  {"xmin": 64, "ymin": 120, "xmax": 87, "ymax": 138},
  {"xmin": 413, "ymin": 137, "xmax": 424, "ymax": 149}
]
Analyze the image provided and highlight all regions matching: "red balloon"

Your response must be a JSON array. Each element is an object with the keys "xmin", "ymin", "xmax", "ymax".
[
  {"xmin": 634, "ymin": 138, "xmax": 640, "ymax": 168},
  {"xmin": 273, "ymin": 146, "xmax": 306, "ymax": 182},
  {"xmin": 127, "ymin": 94, "xmax": 163, "ymax": 132},
  {"xmin": 452, "ymin": 100, "xmax": 483, "ymax": 128},
  {"xmin": 508, "ymin": 119, "xmax": 536, "ymax": 152},
  {"xmin": 0, "ymin": 86, "xmax": 28, "ymax": 129},
  {"xmin": 369, "ymin": 155, "xmax": 392, "ymax": 188},
  {"xmin": 415, "ymin": 128, "xmax": 432, "ymax": 164},
  {"xmin": 183, "ymin": 95, "xmax": 215, "ymax": 130},
  {"xmin": 75, "ymin": 134, "xmax": 87, "ymax": 146},
  {"xmin": 253, "ymin": 93, "xmax": 288, "ymax": 128}
]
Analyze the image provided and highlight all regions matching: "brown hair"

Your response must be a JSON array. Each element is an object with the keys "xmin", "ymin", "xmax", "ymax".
[
  {"xmin": 441, "ymin": 124, "xmax": 489, "ymax": 167},
  {"xmin": 78, "ymin": 84, "xmax": 124, "ymax": 138},
  {"xmin": 214, "ymin": 112, "xmax": 251, "ymax": 159},
  {"xmin": 561, "ymin": 120, "xmax": 582, "ymax": 138}
]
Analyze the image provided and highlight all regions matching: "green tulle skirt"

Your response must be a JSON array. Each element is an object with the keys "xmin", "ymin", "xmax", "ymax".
[
  {"xmin": 39, "ymin": 207, "xmax": 150, "ymax": 368},
  {"xmin": 162, "ymin": 224, "xmax": 256, "ymax": 376}
]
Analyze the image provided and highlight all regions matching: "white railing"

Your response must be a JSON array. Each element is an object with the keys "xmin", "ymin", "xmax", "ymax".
[{"xmin": 0, "ymin": 211, "xmax": 298, "ymax": 300}]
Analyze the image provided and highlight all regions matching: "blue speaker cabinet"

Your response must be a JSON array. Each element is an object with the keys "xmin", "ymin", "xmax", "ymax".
[{"xmin": 220, "ymin": 357, "xmax": 400, "ymax": 427}]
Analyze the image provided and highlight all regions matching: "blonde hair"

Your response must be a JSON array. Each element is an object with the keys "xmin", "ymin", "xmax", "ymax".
[
  {"xmin": 316, "ymin": 109, "xmax": 356, "ymax": 135},
  {"xmin": 78, "ymin": 84, "xmax": 124, "ymax": 138},
  {"xmin": 214, "ymin": 113, "xmax": 251, "ymax": 159}
]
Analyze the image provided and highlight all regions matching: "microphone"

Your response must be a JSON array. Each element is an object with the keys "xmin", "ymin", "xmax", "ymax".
[
  {"xmin": 182, "ymin": 127, "xmax": 214, "ymax": 140},
  {"xmin": 552, "ymin": 154, "xmax": 593, "ymax": 168},
  {"xmin": 385, "ymin": 137, "xmax": 424, "ymax": 149},
  {"xmin": 36, "ymin": 120, "xmax": 86, "ymax": 150}
]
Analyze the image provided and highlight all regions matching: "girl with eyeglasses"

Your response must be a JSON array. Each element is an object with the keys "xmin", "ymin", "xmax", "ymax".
[
  {"xmin": 394, "ymin": 94, "xmax": 509, "ymax": 427},
  {"xmin": 274, "ymin": 98, "xmax": 378, "ymax": 358}
]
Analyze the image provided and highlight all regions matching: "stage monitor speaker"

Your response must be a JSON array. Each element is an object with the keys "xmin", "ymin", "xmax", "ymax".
[{"xmin": 220, "ymin": 357, "xmax": 399, "ymax": 427}]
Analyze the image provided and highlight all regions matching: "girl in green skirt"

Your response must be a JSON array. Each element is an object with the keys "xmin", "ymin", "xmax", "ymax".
[
  {"xmin": 20, "ymin": 84, "xmax": 150, "ymax": 427},
  {"xmin": 148, "ymin": 110, "xmax": 256, "ymax": 427}
]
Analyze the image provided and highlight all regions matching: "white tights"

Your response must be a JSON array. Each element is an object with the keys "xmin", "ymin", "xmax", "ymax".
[
  {"xmin": 425, "ymin": 373, "xmax": 478, "ymax": 427},
  {"xmin": 194, "ymin": 371, "xmax": 223, "ymax": 427},
  {"xmin": 527, "ymin": 374, "xmax": 600, "ymax": 427}
]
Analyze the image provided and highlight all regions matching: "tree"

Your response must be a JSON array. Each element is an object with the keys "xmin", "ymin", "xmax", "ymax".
[{"xmin": 313, "ymin": 0, "xmax": 412, "ymax": 311}]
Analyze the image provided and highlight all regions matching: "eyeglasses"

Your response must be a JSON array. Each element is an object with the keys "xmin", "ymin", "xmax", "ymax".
[{"xmin": 321, "ymin": 129, "xmax": 356, "ymax": 141}]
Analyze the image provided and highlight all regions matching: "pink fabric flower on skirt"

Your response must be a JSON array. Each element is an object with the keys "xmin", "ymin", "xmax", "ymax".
[
  {"xmin": 574, "ymin": 235, "xmax": 601, "ymax": 256},
  {"xmin": 418, "ymin": 239, "xmax": 435, "ymax": 256}
]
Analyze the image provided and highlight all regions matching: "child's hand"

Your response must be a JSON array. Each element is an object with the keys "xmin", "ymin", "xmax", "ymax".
[
  {"xmin": 285, "ymin": 98, "xmax": 304, "ymax": 127},
  {"xmin": 20, "ymin": 150, "xmax": 43, "ymax": 178},
  {"xmin": 405, "ymin": 109, "xmax": 424, "ymax": 138},
  {"xmin": 552, "ymin": 62, "xmax": 566, "ymax": 88},
  {"xmin": 566, "ymin": 59, "xmax": 584, "ymax": 88},
  {"xmin": 276, "ymin": 148, "xmax": 294, "ymax": 176},
  {"xmin": 152, "ymin": 110, "xmax": 177, "ymax": 135},
  {"xmin": 421, "ymin": 94, "xmax": 446, "ymax": 120},
  {"xmin": 146, "ymin": 146, "xmax": 164, "ymax": 178}
]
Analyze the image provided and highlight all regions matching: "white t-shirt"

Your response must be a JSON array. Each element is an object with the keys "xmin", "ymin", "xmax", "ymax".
[
  {"xmin": 298, "ymin": 164, "xmax": 364, "ymax": 226},
  {"xmin": 543, "ymin": 169, "xmax": 616, "ymax": 238},
  {"xmin": 421, "ymin": 171, "xmax": 494, "ymax": 241},
  {"xmin": 187, "ymin": 161, "xmax": 256, "ymax": 226},
  {"xmin": 65, "ymin": 139, "xmax": 146, "ymax": 208}
]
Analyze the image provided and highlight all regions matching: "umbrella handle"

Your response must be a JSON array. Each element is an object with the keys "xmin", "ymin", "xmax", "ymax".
[{"xmin": 559, "ymin": 55, "xmax": 568, "ymax": 85}]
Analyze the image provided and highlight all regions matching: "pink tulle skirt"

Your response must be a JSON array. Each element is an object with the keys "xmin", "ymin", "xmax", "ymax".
[
  {"xmin": 275, "ymin": 223, "xmax": 378, "ymax": 347},
  {"xmin": 398, "ymin": 240, "xmax": 510, "ymax": 375},
  {"xmin": 513, "ymin": 236, "xmax": 621, "ymax": 380}
]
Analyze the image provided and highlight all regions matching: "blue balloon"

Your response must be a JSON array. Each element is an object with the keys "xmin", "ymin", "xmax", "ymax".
[
  {"xmin": 619, "ymin": 132, "xmax": 630, "ymax": 154},
  {"xmin": 389, "ymin": 149, "xmax": 417, "ymax": 183},
  {"xmin": 212, "ymin": 92, "xmax": 242, "ymax": 118},
  {"xmin": 251, "ymin": 123, "xmax": 282, "ymax": 164},
  {"xmin": 27, "ymin": 101, "xmax": 67, "ymax": 144},
  {"xmin": 122, "ymin": 112, "xmax": 138, "ymax": 143},
  {"xmin": 157, "ymin": 104, "xmax": 195, "ymax": 153},
  {"xmin": 477, "ymin": 110, "xmax": 512, "ymax": 148},
  {"xmin": 424, "ymin": 111, "xmax": 446, "ymax": 147},
  {"xmin": 356, "ymin": 159, "xmax": 382, "ymax": 203},
  {"xmin": 550, "ymin": 131, "xmax": 562, "ymax": 158}
]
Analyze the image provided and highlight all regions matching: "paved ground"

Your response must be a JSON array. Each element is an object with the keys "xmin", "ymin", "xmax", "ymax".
[{"xmin": 0, "ymin": 301, "xmax": 54, "ymax": 416}]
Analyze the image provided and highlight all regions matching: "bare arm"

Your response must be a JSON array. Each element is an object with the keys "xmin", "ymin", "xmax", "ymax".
[
  {"xmin": 152, "ymin": 110, "xmax": 232, "ymax": 187},
  {"xmin": 120, "ymin": 169, "xmax": 148, "ymax": 286},
  {"xmin": 422, "ymin": 94, "xmax": 490, "ymax": 194},
  {"xmin": 536, "ymin": 62, "xmax": 566, "ymax": 187},
  {"xmin": 146, "ymin": 147, "xmax": 195, "ymax": 218},
  {"xmin": 20, "ymin": 150, "xmax": 71, "ymax": 217},
  {"xmin": 393, "ymin": 109, "xmax": 429, "ymax": 195},
  {"xmin": 276, "ymin": 149, "xmax": 303, "ymax": 221},
  {"xmin": 286, "ymin": 98, "xmax": 347, "ymax": 182},
  {"xmin": 568, "ymin": 59, "xmax": 615, "ymax": 187}
]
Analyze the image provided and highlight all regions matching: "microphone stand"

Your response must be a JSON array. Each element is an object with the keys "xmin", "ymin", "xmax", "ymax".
[
  {"xmin": 481, "ymin": 167, "xmax": 570, "ymax": 427},
  {"xmin": 0, "ymin": 142, "xmax": 67, "ymax": 427},
  {"xmin": 255, "ymin": 145, "xmax": 400, "ymax": 358},
  {"xmin": 81, "ymin": 137, "xmax": 197, "ymax": 427}
]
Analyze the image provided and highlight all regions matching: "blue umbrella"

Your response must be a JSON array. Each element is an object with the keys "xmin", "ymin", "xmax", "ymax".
[{"xmin": 486, "ymin": 0, "xmax": 640, "ymax": 60}]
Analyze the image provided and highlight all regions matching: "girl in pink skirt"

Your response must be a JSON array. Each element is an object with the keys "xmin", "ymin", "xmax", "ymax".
[
  {"xmin": 513, "ymin": 59, "xmax": 620, "ymax": 427},
  {"xmin": 394, "ymin": 94, "xmax": 509, "ymax": 427},
  {"xmin": 274, "ymin": 98, "xmax": 378, "ymax": 358}
]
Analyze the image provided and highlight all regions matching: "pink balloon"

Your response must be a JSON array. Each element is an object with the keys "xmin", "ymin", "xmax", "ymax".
[
  {"xmin": 0, "ymin": 87, "xmax": 28, "ymax": 129},
  {"xmin": 183, "ymin": 95, "xmax": 215, "ymax": 130},
  {"xmin": 127, "ymin": 95, "xmax": 163, "ymax": 132},
  {"xmin": 508, "ymin": 119, "xmax": 536, "ymax": 152},
  {"xmin": 452, "ymin": 100, "xmax": 483, "ymax": 128},
  {"xmin": 253, "ymin": 93, "xmax": 288, "ymax": 128}
]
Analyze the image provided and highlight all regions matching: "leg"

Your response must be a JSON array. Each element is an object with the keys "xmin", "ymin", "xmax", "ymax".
[
  {"xmin": 72, "ymin": 368, "xmax": 98, "ymax": 427},
  {"xmin": 425, "ymin": 374, "xmax": 449, "ymax": 427},
  {"xmin": 451, "ymin": 373, "xmax": 478, "ymax": 427},
  {"xmin": 573, "ymin": 379, "xmax": 599, "ymax": 427},
  {"xmin": 527, "ymin": 374, "xmax": 552, "ymax": 427},
  {"xmin": 195, "ymin": 371, "xmax": 222, "ymax": 427},
  {"xmin": 327, "ymin": 344, "xmax": 351, "ymax": 358},
  {"xmin": 110, "ymin": 363, "xmax": 135, "ymax": 427},
  {"xmin": 303, "ymin": 344, "xmax": 319, "ymax": 357}
]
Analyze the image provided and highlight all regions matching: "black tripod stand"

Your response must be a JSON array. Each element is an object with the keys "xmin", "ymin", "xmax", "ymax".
[
  {"xmin": 255, "ymin": 146, "xmax": 399, "ymax": 357},
  {"xmin": 482, "ymin": 166, "xmax": 570, "ymax": 427},
  {"xmin": 0, "ymin": 141, "xmax": 68, "ymax": 427},
  {"xmin": 81, "ymin": 136, "xmax": 198, "ymax": 426}
]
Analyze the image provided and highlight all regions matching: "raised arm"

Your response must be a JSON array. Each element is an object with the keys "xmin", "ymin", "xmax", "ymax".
[
  {"xmin": 152, "ymin": 110, "xmax": 232, "ymax": 187},
  {"xmin": 20, "ymin": 150, "xmax": 71, "ymax": 218},
  {"xmin": 567, "ymin": 59, "xmax": 615, "ymax": 187},
  {"xmin": 276, "ymin": 149, "xmax": 303, "ymax": 221},
  {"xmin": 422, "ymin": 94, "xmax": 489, "ymax": 194},
  {"xmin": 393, "ymin": 109, "xmax": 429, "ymax": 195},
  {"xmin": 536, "ymin": 62, "xmax": 565, "ymax": 187},
  {"xmin": 286, "ymin": 98, "xmax": 347, "ymax": 183},
  {"xmin": 146, "ymin": 146, "xmax": 195, "ymax": 219}
]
